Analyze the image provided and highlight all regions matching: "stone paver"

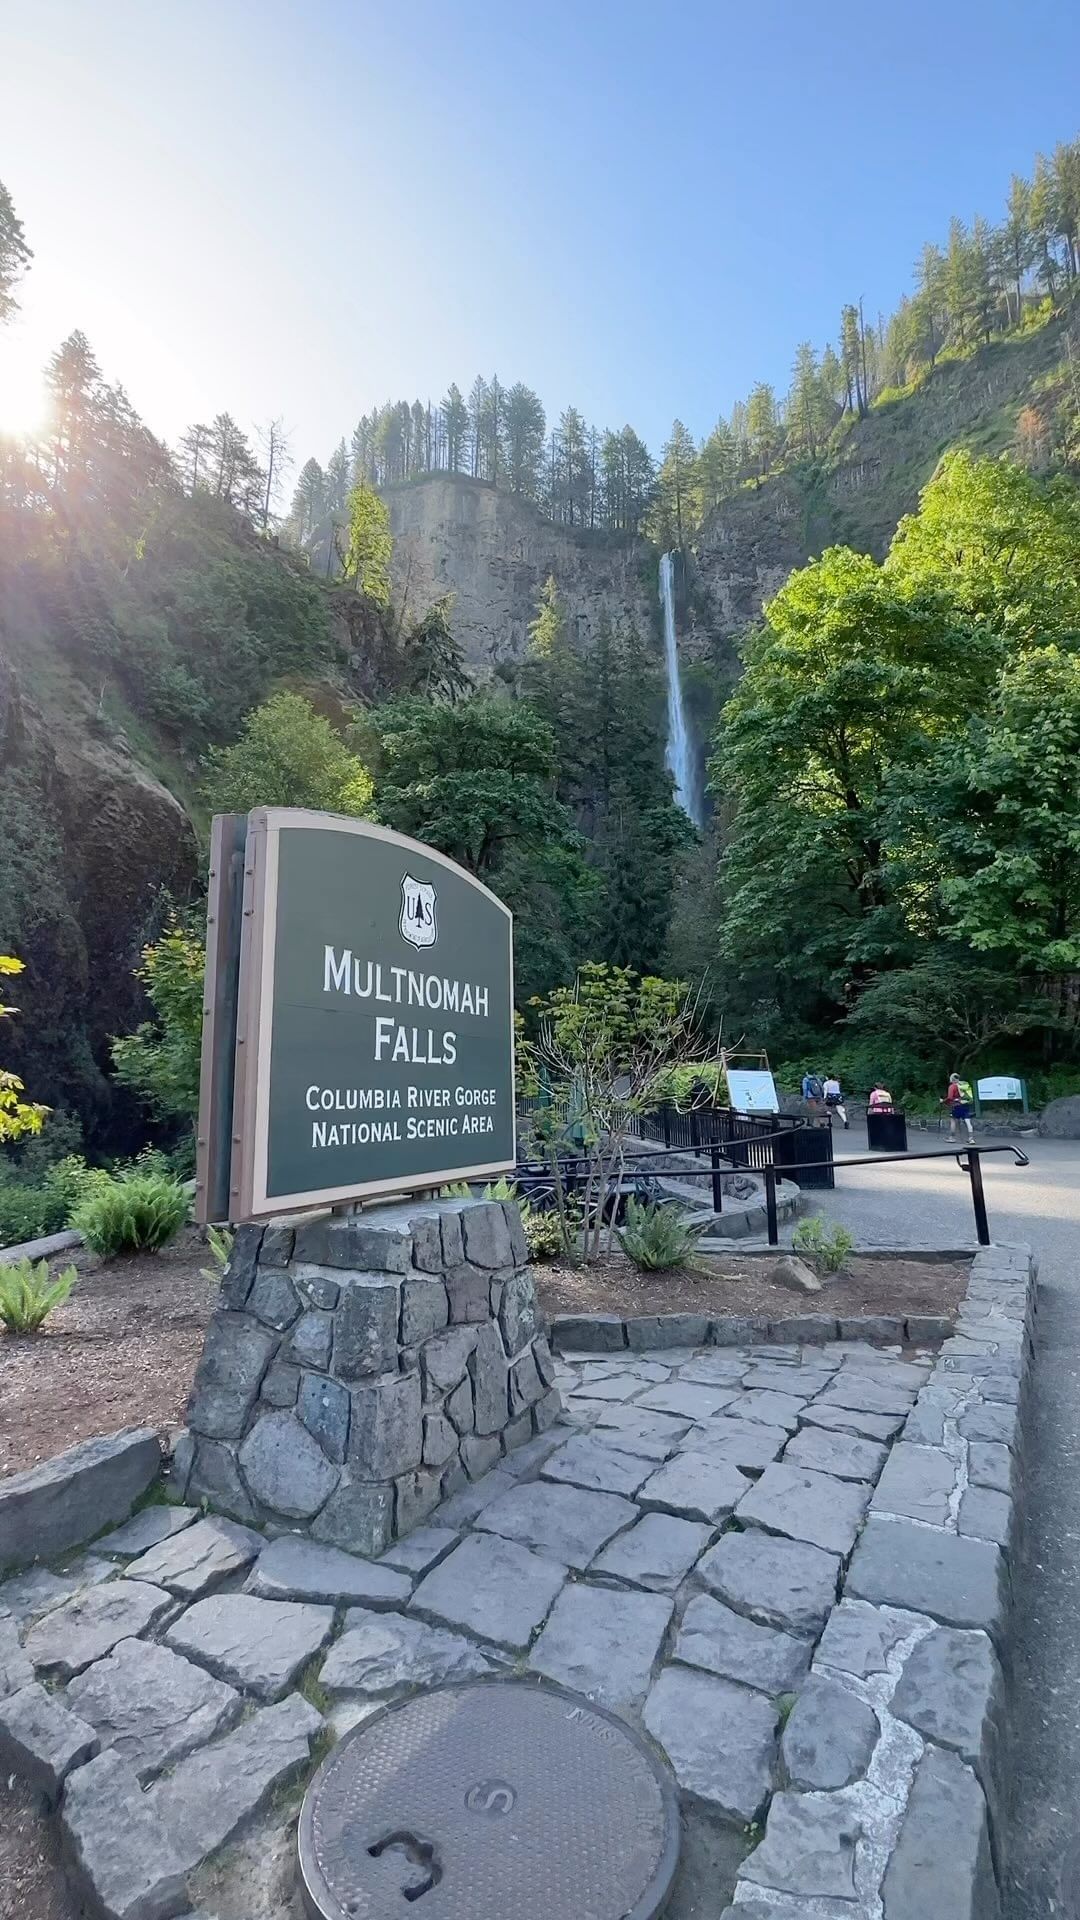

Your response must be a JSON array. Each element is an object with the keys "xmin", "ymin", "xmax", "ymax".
[
  {"xmin": 779, "ymin": 1672, "xmax": 880, "ymax": 1788},
  {"xmin": 799, "ymin": 1401, "xmax": 906, "ymax": 1442},
  {"xmin": 783, "ymin": 1424, "xmax": 889, "ymax": 1483},
  {"xmin": 696, "ymin": 1530, "xmax": 841, "ymax": 1636},
  {"xmin": 410, "ymin": 1531, "xmax": 566, "ymax": 1648},
  {"xmin": 815, "ymin": 1598, "xmax": 912, "ymax": 1678},
  {"xmin": 872, "ymin": 1443, "xmax": 957, "ymax": 1526},
  {"xmin": 124, "ymin": 1516, "xmax": 262, "ymax": 1597},
  {"xmin": 528, "ymin": 1583, "xmax": 673, "ymax": 1712},
  {"xmin": 165, "ymin": 1593, "xmax": 333, "ymax": 1699},
  {"xmin": 848, "ymin": 1517, "xmax": 1007, "ymax": 1639},
  {"xmin": 474, "ymin": 1478, "xmax": 635, "ymax": 1569},
  {"xmin": 539, "ymin": 1431, "xmax": 653, "ymax": 1497},
  {"xmin": 740, "ymin": 1790, "xmax": 861, "ymax": 1900},
  {"xmin": 816, "ymin": 1375, "xmax": 918, "ymax": 1418},
  {"xmin": 638, "ymin": 1450, "xmax": 751, "ymax": 1523},
  {"xmin": 643, "ymin": 1665, "xmax": 777, "ymax": 1823},
  {"xmin": 569, "ymin": 1404, "xmax": 690, "ymax": 1459},
  {"xmin": 377, "ymin": 1523, "xmax": 460, "ymax": 1575},
  {"xmin": 245, "ymin": 1534, "xmax": 412, "ymax": 1607},
  {"xmin": 736, "ymin": 1461, "xmax": 872, "ymax": 1557},
  {"xmin": 0, "ymin": 1606, "xmax": 33, "ymax": 1694},
  {"xmin": 96, "ymin": 1507, "xmax": 200, "ymax": 1557},
  {"xmin": 0, "ymin": 1682, "xmax": 99, "ymax": 1800},
  {"xmin": 321, "ymin": 1607, "xmax": 497, "ymax": 1694},
  {"xmin": 150, "ymin": 1692, "xmax": 324, "ymax": 1874},
  {"xmin": 636, "ymin": 1381, "xmax": 741, "ymax": 1420},
  {"xmin": 0, "ymin": 1557, "xmax": 114, "ymax": 1624},
  {"xmin": 725, "ymin": 1388, "xmax": 806, "ymax": 1431},
  {"xmin": 689, "ymin": 1417, "xmax": 789, "ymax": 1473},
  {"xmin": 62, "ymin": 1748, "xmax": 188, "ymax": 1920},
  {"xmin": 24, "ymin": 1581, "xmax": 172, "ymax": 1679},
  {"xmin": 881, "ymin": 1743, "xmax": 996, "ymax": 1919},
  {"xmin": 592, "ymin": 1512, "xmax": 712, "ymax": 1591},
  {"xmin": 65, "ymin": 1636, "xmax": 239, "ymax": 1782},
  {"xmin": 890, "ymin": 1624, "xmax": 1002, "ymax": 1776},
  {"xmin": 675, "ymin": 1594, "xmax": 811, "ymax": 1696}
]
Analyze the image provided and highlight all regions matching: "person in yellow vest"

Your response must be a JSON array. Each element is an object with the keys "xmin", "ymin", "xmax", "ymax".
[{"xmin": 944, "ymin": 1071, "xmax": 975, "ymax": 1143}]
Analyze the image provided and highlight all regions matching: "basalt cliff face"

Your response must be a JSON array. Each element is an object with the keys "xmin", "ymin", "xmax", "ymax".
[{"xmin": 386, "ymin": 475, "xmax": 656, "ymax": 668}]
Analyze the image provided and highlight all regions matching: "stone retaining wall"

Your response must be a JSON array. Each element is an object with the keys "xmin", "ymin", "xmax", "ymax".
[
  {"xmin": 722, "ymin": 1240, "xmax": 1036, "ymax": 1919},
  {"xmin": 551, "ymin": 1305, "xmax": 955, "ymax": 1353},
  {"xmin": 175, "ymin": 1198, "xmax": 559, "ymax": 1558}
]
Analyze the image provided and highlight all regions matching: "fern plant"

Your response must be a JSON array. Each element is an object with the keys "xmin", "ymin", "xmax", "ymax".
[
  {"xmin": 0, "ymin": 1257, "xmax": 77, "ymax": 1332},
  {"xmin": 72, "ymin": 1173, "xmax": 189, "ymax": 1258},
  {"xmin": 617, "ymin": 1200, "xmax": 703, "ymax": 1272},
  {"xmin": 792, "ymin": 1215, "xmax": 856, "ymax": 1273},
  {"xmin": 201, "ymin": 1224, "xmax": 234, "ymax": 1284}
]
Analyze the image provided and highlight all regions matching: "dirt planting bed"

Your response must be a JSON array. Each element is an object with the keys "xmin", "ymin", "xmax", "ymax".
[{"xmin": 535, "ymin": 1249, "xmax": 969, "ymax": 1324}]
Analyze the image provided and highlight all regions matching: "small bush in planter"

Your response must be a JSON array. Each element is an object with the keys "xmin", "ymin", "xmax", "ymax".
[
  {"xmin": 792, "ymin": 1216, "xmax": 855, "ymax": 1273},
  {"xmin": 73, "ymin": 1172, "xmax": 190, "ymax": 1257},
  {"xmin": 617, "ymin": 1199, "xmax": 703, "ymax": 1272},
  {"xmin": 0, "ymin": 1256, "xmax": 77, "ymax": 1332}
]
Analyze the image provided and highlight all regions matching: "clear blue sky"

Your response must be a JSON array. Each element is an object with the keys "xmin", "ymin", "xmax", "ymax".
[{"xmin": 2, "ymin": 0, "xmax": 1078, "ymax": 475}]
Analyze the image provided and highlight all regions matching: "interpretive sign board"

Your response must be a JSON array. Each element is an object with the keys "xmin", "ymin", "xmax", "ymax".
[
  {"xmin": 977, "ymin": 1076, "xmax": 1024, "ymax": 1103},
  {"xmin": 196, "ymin": 810, "xmax": 515, "ymax": 1222},
  {"xmin": 725, "ymin": 1068, "xmax": 780, "ymax": 1114}
]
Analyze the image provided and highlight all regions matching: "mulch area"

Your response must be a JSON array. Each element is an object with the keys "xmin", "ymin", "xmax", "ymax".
[
  {"xmin": 0, "ymin": 1227, "xmax": 218, "ymax": 1479},
  {"xmin": 0, "ymin": 1777, "xmax": 73, "ymax": 1920},
  {"xmin": 535, "ymin": 1250, "xmax": 970, "ymax": 1322}
]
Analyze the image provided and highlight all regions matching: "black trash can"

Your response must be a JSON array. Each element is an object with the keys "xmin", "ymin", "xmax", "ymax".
[{"xmin": 866, "ymin": 1107, "xmax": 908, "ymax": 1153}]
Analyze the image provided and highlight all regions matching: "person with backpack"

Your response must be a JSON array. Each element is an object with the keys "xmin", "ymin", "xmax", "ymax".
[
  {"xmin": 823, "ymin": 1071, "xmax": 849, "ymax": 1129},
  {"xmin": 801, "ymin": 1069, "xmax": 824, "ymax": 1121},
  {"xmin": 944, "ymin": 1071, "xmax": 975, "ymax": 1143}
]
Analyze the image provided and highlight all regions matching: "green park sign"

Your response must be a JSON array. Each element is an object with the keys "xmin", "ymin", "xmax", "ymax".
[{"xmin": 196, "ymin": 810, "xmax": 516, "ymax": 1222}]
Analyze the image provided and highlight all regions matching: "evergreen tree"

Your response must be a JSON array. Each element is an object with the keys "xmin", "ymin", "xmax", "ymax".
[
  {"xmin": 289, "ymin": 458, "xmax": 325, "ymax": 548},
  {"xmin": 697, "ymin": 419, "xmax": 738, "ymax": 514},
  {"xmin": 441, "ymin": 384, "xmax": 468, "ymax": 472},
  {"xmin": 655, "ymin": 419, "xmax": 699, "ymax": 545},
  {"xmin": 1000, "ymin": 174, "xmax": 1035, "ymax": 324},
  {"xmin": 746, "ymin": 383, "xmax": 780, "ymax": 477},
  {"xmin": 0, "ymin": 178, "xmax": 32, "ymax": 324},
  {"xmin": 502, "ymin": 383, "xmax": 545, "ymax": 497},
  {"xmin": 467, "ymin": 376, "xmax": 488, "ymax": 478}
]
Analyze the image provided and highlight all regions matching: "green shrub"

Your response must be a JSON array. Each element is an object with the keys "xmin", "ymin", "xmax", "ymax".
[
  {"xmin": 523, "ymin": 1208, "xmax": 565, "ymax": 1261},
  {"xmin": 0, "ymin": 1179, "xmax": 52, "ymax": 1248},
  {"xmin": 0, "ymin": 1257, "xmax": 77, "ymax": 1332},
  {"xmin": 617, "ymin": 1199, "xmax": 703, "ymax": 1272},
  {"xmin": 201, "ymin": 1223, "xmax": 234, "ymax": 1284},
  {"xmin": 72, "ymin": 1172, "xmax": 190, "ymax": 1257},
  {"xmin": 792, "ymin": 1216, "xmax": 856, "ymax": 1273}
]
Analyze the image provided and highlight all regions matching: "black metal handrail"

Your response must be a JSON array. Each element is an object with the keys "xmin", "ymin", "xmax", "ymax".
[
  {"xmin": 516, "ymin": 1124, "xmax": 802, "ymax": 1220},
  {"xmin": 759, "ymin": 1143, "xmax": 1030, "ymax": 1247}
]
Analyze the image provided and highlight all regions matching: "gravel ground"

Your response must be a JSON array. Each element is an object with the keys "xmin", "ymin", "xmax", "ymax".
[{"xmin": 794, "ymin": 1120, "xmax": 1080, "ymax": 1920}]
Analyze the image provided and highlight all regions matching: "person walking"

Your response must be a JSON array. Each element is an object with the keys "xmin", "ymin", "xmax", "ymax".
[
  {"xmin": 868, "ymin": 1081, "xmax": 894, "ymax": 1110},
  {"xmin": 823, "ymin": 1071, "xmax": 849, "ymax": 1129},
  {"xmin": 944, "ymin": 1071, "xmax": 975, "ymax": 1143},
  {"xmin": 801, "ymin": 1068, "xmax": 825, "ymax": 1123}
]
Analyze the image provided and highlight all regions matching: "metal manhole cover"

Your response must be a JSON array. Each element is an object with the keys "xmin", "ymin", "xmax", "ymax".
[{"xmin": 297, "ymin": 1677, "xmax": 680, "ymax": 1920}]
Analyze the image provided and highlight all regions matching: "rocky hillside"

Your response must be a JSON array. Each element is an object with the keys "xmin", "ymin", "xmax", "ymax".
[{"xmin": 389, "ymin": 316, "xmax": 1072, "ymax": 674}]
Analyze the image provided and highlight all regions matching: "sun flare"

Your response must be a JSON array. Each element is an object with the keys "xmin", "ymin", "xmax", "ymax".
[{"xmin": 0, "ymin": 348, "xmax": 49, "ymax": 438}]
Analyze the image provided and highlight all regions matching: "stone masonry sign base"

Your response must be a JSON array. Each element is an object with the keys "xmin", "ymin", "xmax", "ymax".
[
  {"xmin": 178, "ymin": 1197, "xmax": 559, "ymax": 1555},
  {"xmin": 297, "ymin": 1678, "xmax": 680, "ymax": 1920}
]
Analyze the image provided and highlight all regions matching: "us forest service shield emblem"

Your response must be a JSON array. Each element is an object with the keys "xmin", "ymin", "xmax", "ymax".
[{"xmin": 400, "ymin": 874, "xmax": 438, "ymax": 949}]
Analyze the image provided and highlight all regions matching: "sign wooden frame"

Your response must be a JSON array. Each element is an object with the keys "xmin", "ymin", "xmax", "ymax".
[{"xmin": 198, "ymin": 809, "xmax": 516, "ymax": 1223}]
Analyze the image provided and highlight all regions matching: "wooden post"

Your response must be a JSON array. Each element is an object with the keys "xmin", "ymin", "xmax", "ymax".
[{"xmin": 194, "ymin": 814, "xmax": 248, "ymax": 1225}]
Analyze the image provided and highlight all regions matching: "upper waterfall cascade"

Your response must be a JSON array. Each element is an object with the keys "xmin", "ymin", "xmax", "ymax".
[{"xmin": 659, "ymin": 551, "xmax": 703, "ymax": 828}]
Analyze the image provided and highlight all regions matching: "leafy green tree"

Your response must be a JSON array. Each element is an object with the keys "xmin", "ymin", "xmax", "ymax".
[
  {"xmin": 932, "ymin": 647, "xmax": 1080, "ymax": 972},
  {"xmin": 0, "ymin": 956, "xmax": 48, "ymax": 1143},
  {"xmin": 845, "ymin": 952, "xmax": 1058, "ymax": 1071},
  {"xmin": 344, "ymin": 480, "xmax": 392, "ymax": 604},
  {"xmin": 371, "ymin": 694, "xmax": 568, "ymax": 877},
  {"xmin": 0, "ymin": 179, "xmax": 31, "ymax": 323},
  {"xmin": 887, "ymin": 450, "xmax": 1080, "ymax": 645},
  {"xmin": 112, "ymin": 921, "xmax": 204, "ymax": 1130},
  {"xmin": 201, "ymin": 691, "xmax": 374, "ymax": 816}
]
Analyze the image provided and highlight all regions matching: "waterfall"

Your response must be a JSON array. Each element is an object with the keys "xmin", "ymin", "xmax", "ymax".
[{"xmin": 659, "ymin": 551, "xmax": 702, "ymax": 827}]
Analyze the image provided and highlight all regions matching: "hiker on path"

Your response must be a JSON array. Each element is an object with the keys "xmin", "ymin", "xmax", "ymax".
[
  {"xmin": 823, "ymin": 1072, "xmax": 849, "ymax": 1129},
  {"xmin": 868, "ymin": 1081, "xmax": 894, "ymax": 1111},
  {"xmin": 801, "ymin": 1069, "xmax": 825, "ymax": 1122},
  {"xmin": 944, "ymin": 1071, "xmax": 975, "ymax": 1143}
]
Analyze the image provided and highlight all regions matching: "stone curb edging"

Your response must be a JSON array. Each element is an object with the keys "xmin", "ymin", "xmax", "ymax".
[
  {"xmin": 721, "ymin": 1239, "xmax": 1036, "ymax": 1919},
  {"xmin": 550, "ymin": 1306, "xmax": 955, "ymax": 1354}
]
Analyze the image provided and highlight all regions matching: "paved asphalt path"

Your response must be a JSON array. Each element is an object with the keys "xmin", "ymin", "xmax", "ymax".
[{"xmin": 797, "ymin": 1121, "xmax": 1080, "ymax": 1917}]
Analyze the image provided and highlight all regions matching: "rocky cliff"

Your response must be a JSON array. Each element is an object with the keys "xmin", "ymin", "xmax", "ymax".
[{"xmin": 387, "ymin": 475, "xmax": 656, "ymax": 668}]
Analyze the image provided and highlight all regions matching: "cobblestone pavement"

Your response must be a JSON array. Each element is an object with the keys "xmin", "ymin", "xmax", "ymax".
[
  {"xmin": 2, "ymin": 1311, "xmax": 1025, "ymax": 1920},
  {"xmin": 0, "ymin": 1328, "xmax": 945, "ymax": 1920},
  {"xmin": 785, "ymin": 1124, "xmax": 1080, "ymax": 1918}
]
